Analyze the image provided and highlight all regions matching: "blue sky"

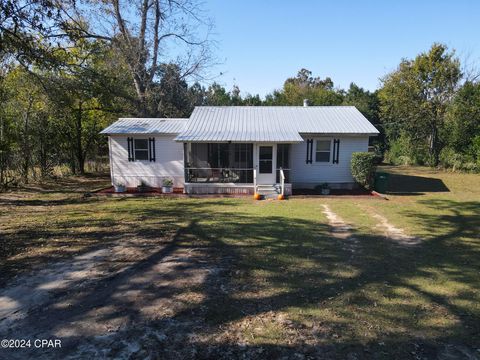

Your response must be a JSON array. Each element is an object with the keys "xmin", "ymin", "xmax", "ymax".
[{"xmin": 205, "ymin": 0, "xmax": 480, "ymax": 97}]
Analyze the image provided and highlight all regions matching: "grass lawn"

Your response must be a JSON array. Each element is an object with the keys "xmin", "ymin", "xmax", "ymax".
[{"xmin": 0, "ymin": 167, "xmax": 479, "ymax": 358}]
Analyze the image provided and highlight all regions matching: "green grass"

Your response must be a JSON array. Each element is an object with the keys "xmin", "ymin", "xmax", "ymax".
[{"xmin": 0, "ymin": 167, "xmax": 479, "ymax": 357}]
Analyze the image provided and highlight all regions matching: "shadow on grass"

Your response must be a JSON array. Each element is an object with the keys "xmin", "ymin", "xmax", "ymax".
[
  {"xmin": 7, "ymin": 174, "xmax": 111, "ymax": 195},
  {"xmin": 385, "ymin": 173, "xmax": 450, "ymax": 195},
  {"xmin": 0, "ymin": 198, "xmax": 235, "ymax": 284},
  {"xmin": 0, "ymin": 196, "xmax": 99, "ymax": 207},
  {"xmin": 1, "ymin": 197, "xmax": 479, "ymax": 359}
]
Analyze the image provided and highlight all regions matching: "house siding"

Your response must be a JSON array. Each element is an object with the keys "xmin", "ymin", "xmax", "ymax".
[
  {"xmin": 290, "ymin": 135, "xmax": 369, "ymax": 188},
  {"xmin": 110, "ymin": 135, "xmax": 184, "ymax": 188}
]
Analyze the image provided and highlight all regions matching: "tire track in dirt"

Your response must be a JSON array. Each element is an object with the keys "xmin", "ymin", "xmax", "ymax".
[
  {"xmin": 357, "ymin": 204, "xmax": 421, "ymax": 246},
  {"xmin": 321, "ymin": 204, "xmax": 360, "ymax": 259},
  {"xmin": 371, "ymin": 213, "xmax": 421, "ymax": 246}
]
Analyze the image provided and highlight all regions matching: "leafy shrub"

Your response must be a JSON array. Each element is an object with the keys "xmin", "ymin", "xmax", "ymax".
[
  {"xmin": 462, "ymin": 162, "xmax": 478, "ymax": 172},
  {"xmin": 470, "ymin": 135, "xmax": 480, "ymax": 162},
  {"xmin": 351, "ymin": 152, "xmax": 376, "ymax": 189},
  {"xmin": 439, "ymin": 147, "xmax": 462, "ymax": 170},
  {"xmin": 396, "ymin": 155, "xmax": 414, "ymax": 166},
  {"xmin": 162, "ymin": 178, "xmax": 174, "ymax": 187},
  {"xmin": 384, "ymin": 136, "xmax": 409, "ymax": 164},
  {"xmin": 137, "ymin": 180, "xmax": 150, "ymax": 192},
  {"xmin": 384, "ymin": 134, "xmax": 429, "ymax": 165},
  {"xmin": 439, "ymin": 147, "xmax": 479, "ymax": 172}
]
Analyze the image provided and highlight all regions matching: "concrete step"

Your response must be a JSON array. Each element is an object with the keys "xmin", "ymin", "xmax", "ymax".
[
  {"xmin": 256, "ymin": 184, "xmax": 281, "ymax": 196},
  {"xmin": 263, "ymin": 193, "xmax": 281, "ymax": 199},
  {"xmin": 258, "ymin": 191, "xmax": 279, "ymax": 196}
]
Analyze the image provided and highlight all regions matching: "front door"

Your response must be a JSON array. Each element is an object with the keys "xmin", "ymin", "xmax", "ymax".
[{"xmin": 256, "ymin": 144, "xmax": 276, "ymax": 184}]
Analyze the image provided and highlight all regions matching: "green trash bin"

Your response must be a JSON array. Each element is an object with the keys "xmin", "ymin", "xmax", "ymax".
[{"xmin": 374, "ymin": 172, "xmax": 389, "ymax": 193}]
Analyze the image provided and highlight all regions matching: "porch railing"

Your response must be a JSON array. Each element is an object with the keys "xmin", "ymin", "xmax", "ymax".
[
  {"xmin": 185, "ymin": 168, "xmax": 254, "ymax": 183},
  {"xmin": 276, "ymin": 168, "xmax": 290, "ymax": 183},
  {"xmin": 279, "ymin": 168, "xmax": 285, "ymax": 196}
]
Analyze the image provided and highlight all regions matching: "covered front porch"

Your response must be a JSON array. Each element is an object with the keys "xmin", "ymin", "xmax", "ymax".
[{"xmin": 183, "ymin": 142, "xmax": 292, "ymax": 195}]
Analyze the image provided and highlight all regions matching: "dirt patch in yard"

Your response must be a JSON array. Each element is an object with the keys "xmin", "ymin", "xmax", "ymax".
[
  {"xmin": 372, "ymin": 213, "xmax": 421, "ymax": 246},
  {"xmin": 0, "ymin": 223, "xmax": 228, "ymax": 359},
  {"xmin": 321, "ymin": 204, "xmax": 360, "ymax": 262},
  {"xmin": 321, "ymin": 204, "xmax": 354, "ymax": 240}
]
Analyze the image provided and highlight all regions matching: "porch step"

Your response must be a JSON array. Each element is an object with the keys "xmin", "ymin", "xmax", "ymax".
[{"xmin": 256, "ymin": 184, "xmax": 281, "ymax": 198}]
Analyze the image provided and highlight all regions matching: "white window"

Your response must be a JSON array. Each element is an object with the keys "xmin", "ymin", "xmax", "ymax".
[
  {"xmin": 134, "ymin": 139, "xmax": 149, "ymax": 161},
  {"xmin": 315, "ymin": 140, "xmax": 331, "ymax": 162}
]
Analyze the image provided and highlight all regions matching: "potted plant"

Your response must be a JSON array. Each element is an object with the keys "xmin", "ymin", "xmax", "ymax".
[
  {"xmin": 137, "ymin": 180, "xmax": 149, "ymax": 193},
  {"xmin": 162, "ymin": 178, "xmax": 174, "ymax": 193},
  {"xmin": 320, "ymin": 183, "xmax": 330, "ymax": 195},
  {"xmin": 114, "ymin": 183, "xmax": 126, "ymax": 193}
]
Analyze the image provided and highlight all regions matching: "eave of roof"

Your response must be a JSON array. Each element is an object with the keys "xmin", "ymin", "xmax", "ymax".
[{"xmin": 100, "ymin": 118, "xmax": 187, "ymax": 135}]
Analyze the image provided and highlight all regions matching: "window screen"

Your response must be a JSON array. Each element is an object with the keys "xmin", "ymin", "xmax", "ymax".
[
  {"xmin": 276, "ymin": 144, "xmax": 289, "ymax": 169},
  {"xmin": 259, "ymin": 146, "xmax": 273, "ymax": 173},
  {"xmin": 134, "ymin": 139, "xmax": 149, "ymax": 161},
  {"xmin": 315, "ymin": 140, "xmax": 331, "ymax": 162},
  {"xmin": 234, "ymin": 144, "xmax": 253, "ymax": 168}
]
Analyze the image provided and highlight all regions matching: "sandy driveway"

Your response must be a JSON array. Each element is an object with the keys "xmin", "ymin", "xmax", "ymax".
[{"xmin": 0, "ymin": 227, "xmax": 225, "ymax": 359}]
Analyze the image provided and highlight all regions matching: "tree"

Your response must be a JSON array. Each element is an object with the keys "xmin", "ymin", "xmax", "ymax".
[
  {"xmin": 343, "ymin": 83, "xmax": 385, "ymax": 154},
  {"xmin": 154, "ymin": 63, "xmax": 191, "ymax": 117},
  {"xmin": 379, "ymin": 44, "xmax": 462, "ymax": 166},
  {"xmin": 264, "ymin": 69, "xmax": 343, "ymax": 106},
  {"xmin": 446, "ymin": 81, "xmax": 480, "ymax": 156},
  {"xmin": 205, "ymin": 83, "xmax": 232, "ymax": 105},
  {"xmin": 0, "ymin": 55, "xmax": 15, "ymax": 188},
  {"xmin": 343, "ymin": 83, "xmax": 379, "ymax": 122},
  {"xmin": 0, "ymin": 0, "xmax": 70, "ymax": 67},
  {"xmin": 188, "ymin": 82, "xmax": 207, "ymax": 107},
  {"xmin": 64, "ymin": 0, "xmax": 214, "ymax": 116},
  {"xmin": 5, "ymin": 68, "xmax": 35, "ymax": 182},
  {"xmin": 49, "ymin": 43, "xmax": 122, "ymax": 174},
  {"xmin": 242, "ymin": 93, "xmax": 262, "ymax": 106}
]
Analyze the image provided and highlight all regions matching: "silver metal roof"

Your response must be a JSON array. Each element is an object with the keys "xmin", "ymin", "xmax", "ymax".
[
  {"xmin": 174, "ymin": 106, "xmax": 379, "ymax": 142},
  {"xmin": 100, "ymin": 118, "xmax": 187, "ymax": 135}
]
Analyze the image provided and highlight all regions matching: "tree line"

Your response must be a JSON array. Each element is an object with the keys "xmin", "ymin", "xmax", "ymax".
[{"xmin": 0, "ymin": 1, "xmax": 479, "ymax": 189}]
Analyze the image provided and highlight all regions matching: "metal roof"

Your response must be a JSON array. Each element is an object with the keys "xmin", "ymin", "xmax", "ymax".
[
  {"xmin": 174, "ymin": 106, "xmax": 379, "ymax": 142},
  {"xmin": 100, "ymin": 118, "xmax": 187, "ymax": 135}
]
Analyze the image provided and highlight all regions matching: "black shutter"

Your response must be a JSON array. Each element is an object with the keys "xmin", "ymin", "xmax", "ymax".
[
  {"xmin": 148, "ymin": 138, "xmax": 152, "ymax": 161},
  {"xmin": 332, "ymin": 139, "xmax": 336, "ymax": 164},
  {"xmin": 305, "ymin": 139, "xmax": 313, "ymax": 164},
  {"xmin": 149, "ymin": 137, "xmax": 156, "ymax": 162},
  {"xmin": 305, "ymin": 140, "xmax": 309, "ymax": 164},
  {"xmin": 127, "ymin": 137, "xmax": 134, "ymax": 161},
  {"xmin": 332, "ymin": 139, "xmax": 340, "ymax": 164},
  {"xmin": 336, "ymin": 139, "xmax": 340, "ymax": 163}
]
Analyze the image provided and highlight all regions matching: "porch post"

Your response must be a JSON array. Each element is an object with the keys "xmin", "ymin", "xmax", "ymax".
[{"xmin": 183, "ymin": 142, "xmax": 188, "ymax": 182}]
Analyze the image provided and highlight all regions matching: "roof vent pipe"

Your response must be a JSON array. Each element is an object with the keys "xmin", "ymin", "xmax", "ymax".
[{"xmin": 303, "ymin": 99, "xmax": 308, "ymax": 107}]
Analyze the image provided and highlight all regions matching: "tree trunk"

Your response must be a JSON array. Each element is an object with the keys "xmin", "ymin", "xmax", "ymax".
[
  {"xmin": 75, "ymin": 102, "xmax": 85, "ymax": 175},
  {"xmin": 69, "ymin": 151, "xmax": 77, "ymax": 175},
  {"xmin": 39, "ymin": 129, "xmax": 48, "ymax": 178},
  {"xmin": 0, "ymin": 116, "xmax": 4, "ymax": 189},
  {"xmin": 430, "ymin": 124, "xmax": 440, "ymax": 167},
  {"xmin": 133, "ymin": 77, "xmax": 149, "ymax": 116},
  {"xmin": 21, "ymin": 98, "xmax": 34, "ymax": 183}
]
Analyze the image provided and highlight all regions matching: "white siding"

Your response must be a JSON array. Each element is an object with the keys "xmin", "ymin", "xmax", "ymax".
[
  {"xmin": 110, "ymin": 135, "xmax": 184, "ymax": 188},
  {"xmin": 290, "ymin": 136, "xmax": 369, "ymax": 188}
]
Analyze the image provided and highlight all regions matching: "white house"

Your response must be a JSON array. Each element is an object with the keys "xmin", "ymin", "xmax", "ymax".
[{"xmin": 100, "ymin": 105, "xmax": 379, "ymax": 195}]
